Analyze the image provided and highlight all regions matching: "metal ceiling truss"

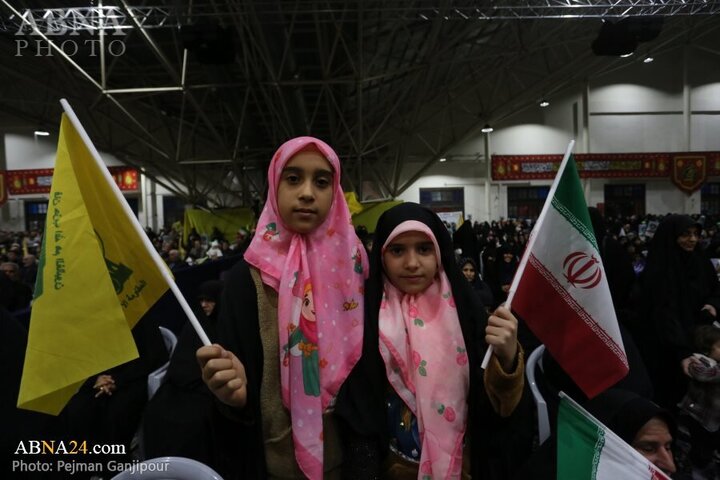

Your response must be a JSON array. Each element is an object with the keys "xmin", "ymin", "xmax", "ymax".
[
  {"xmin": 0, "ymin": 1, "xmax": 718, "ymax": 208},
  {"xmin": 3, "ymin": 2, "xmax": 718, "ymax": 30}
]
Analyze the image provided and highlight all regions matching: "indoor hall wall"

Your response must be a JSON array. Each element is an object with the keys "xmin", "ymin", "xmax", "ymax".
[
  {"xmin": 588, "ymin": 47, "xmax": 686, "ymax": 153},
  {"xmin": 480, "ymin": 87, "xmax": 583, "ymax": 155},
  {"xmin": 582, "ymin": 45, "xmax": 718, "ymax": 213},
  {"xmin": 692, "ymin": 113, "xmax": 720, "ymax": 150},
  {"xmin": 1, "ymin": 199, "xmax": 25, "ymax": 231},
  {"xmin": 1, "ymin": 178, "xmax": 174, "ymax": 232},
  {"xmin": 395, "ymin": 161, "xmax": 489, "ymax": 222},
  {"xmin": 1, "ymin": 132, "xmax": 179, "ymax": 231},
  {"xmin": 138, "ymin": 180, "xmax": 178, "ymax": 232},
  {"xmin": 400, "ymin": 45, "xmax": 720, "ymax": 218},
  {"xmin": 4, "ymin": 133, "xmax": 124, "ymax": 169},
  {"xmin": 587, "ymin": 178, "xmax": 701, "ymax": 216}
]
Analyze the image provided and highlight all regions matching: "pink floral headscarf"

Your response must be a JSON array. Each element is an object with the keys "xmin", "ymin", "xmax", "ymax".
[
  {"xmin": 379, "ymin": 220, "xmax": 469, "ymax": 480},
  {"xmin": 244, "ymin": 137, "xmax": 368, "ymax": 479}
]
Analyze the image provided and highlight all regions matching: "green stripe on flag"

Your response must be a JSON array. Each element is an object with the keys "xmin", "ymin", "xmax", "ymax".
[
  {"xmin": 557, "ymin": 397, "xmax": 605, "ymax": 480},
  {"xmin": 551, "ymin": 155, "xmax": 599, "ymax": 253}
]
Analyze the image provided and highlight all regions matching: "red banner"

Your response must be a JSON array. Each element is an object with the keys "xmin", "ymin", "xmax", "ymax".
[
  {"xmin": 671, "ymin": 155, "xmax": 707, "ymax": 194},
  {"xmin": 0, "ymin": 171, "xmax": 7, "ymax": 207},
  {"xmin": 7, "ymin": 168, "xmax": 53, "ymax": 194},
  {"xmin": 492, "ymin": 151, "xmax": 720, "ymax": 181},
  {"xmin": 110, "ymin": 167, "xmax": 139, "ymax": 192},
  {"xmin": 7, "ymin": 167, "xmax": 139, "ymax": 195}
]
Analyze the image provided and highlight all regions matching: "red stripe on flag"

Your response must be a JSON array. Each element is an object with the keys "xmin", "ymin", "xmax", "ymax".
[{"xmin": 513, "ymin": 255, "xmax": 629, "ymax": 398}]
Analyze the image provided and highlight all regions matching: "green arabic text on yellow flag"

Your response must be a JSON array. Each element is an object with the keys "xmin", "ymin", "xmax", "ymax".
[{"xmin": 18, "ymin": 113, "xmax": 169, "ymax": 415}]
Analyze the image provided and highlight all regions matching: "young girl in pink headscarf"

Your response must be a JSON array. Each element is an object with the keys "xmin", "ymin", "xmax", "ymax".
[
  {"xmin": 338, "ymin": 202, "xmax": 525, "ymax": 479},
  {"xmin": 197, "ymin": 137, "xmax": 367, "ymax": 479}
]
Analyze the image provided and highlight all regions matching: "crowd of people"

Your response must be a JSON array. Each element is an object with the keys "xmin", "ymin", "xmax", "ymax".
[
  {"xmin": 445, "ymin": 211, "xmax": 720, "ymax": 479},
  {"xmin": 0, "ymin": 224, "xmax": 254, "ymax": 314},
  {"xmin": 3, "ymin": 141, "xmax": 720, "ymax": 478},
  {"xmin": 146, "ymin": 224, "xmax": 252, "ymax": 272}
]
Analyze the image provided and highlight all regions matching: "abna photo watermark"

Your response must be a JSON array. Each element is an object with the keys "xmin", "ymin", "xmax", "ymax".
[{"xmin": 5, "ymin": 7, "xmax": 159, "ymax": 58}]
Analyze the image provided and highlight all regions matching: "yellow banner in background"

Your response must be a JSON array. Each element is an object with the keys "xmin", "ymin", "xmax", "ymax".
[
  {"xmin": 351, "ymin": 201, "xmax": 403, "ymax": 233},
  {"xmin": 182, "ymin": 207, "xmax": 256, "ymax": 245},
  {"xmin": 344, "ymin": 191, "xmax": 363, "ymax": 216}
]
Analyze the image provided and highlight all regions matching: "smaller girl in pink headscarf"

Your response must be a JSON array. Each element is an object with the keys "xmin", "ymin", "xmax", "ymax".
[
  {"xmin": 343, "ymin": 202, "xmax": 526, "ymax": 480},
  {"xmin": 197, "ymin": 137, "xmax": 367, "ymax": 480}
]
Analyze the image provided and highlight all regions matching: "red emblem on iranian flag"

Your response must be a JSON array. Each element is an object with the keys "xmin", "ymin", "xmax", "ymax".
[{"xmin": 563, "ymin": 251, "xmax": 602, "ymax": 289}]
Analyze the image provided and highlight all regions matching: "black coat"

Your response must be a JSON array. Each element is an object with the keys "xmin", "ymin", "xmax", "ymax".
[
  {"xmin": 209, "ymin": 260, "xmax": 267, "ymax": 479},
  {"xmin": 211, "ymin": 260, "xmax": 363, "ymax": 479},
  {"xmin": 142, "ymin": 304, "xmax": 238, "ymax": 479},
  {"xmin": 588, "ymin": 207, "xmax": 636, "ymax": 311},
  {"xmin": 453, "ymin": 220, "xmax": 481, "ymax": 269}
]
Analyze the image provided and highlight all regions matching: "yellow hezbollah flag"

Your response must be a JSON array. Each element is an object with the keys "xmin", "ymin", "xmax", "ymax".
[{"xmin": 17, "ymin": 113, "xmax": 169, "ymax": 415}]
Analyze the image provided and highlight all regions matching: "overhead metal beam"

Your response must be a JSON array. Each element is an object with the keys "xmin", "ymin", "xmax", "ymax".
[
  {"xmin": 4, "ymin": 2, "xmax": 716, "ymax": 32},
  {"xmin": 118, "ymin": 0, "xmax": 229, "ymax": 153}
]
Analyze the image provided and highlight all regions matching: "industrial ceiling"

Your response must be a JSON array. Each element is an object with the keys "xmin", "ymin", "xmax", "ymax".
[{"xmin": 1, "ymin": 1, "xmax": 719, "ymax": 206}]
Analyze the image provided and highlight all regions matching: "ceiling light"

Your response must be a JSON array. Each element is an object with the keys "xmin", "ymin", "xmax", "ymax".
[
  {"xmin": 620, "ymin": 52, "xmax": 634, "ymax": 58},
  {"xmin": 539, "ymin": 100, "xmax": 550, "ymax": 108},
  {"xmin": 643, "ymin": 56, "xmax": 654, "ymax": 63},
  {"xmin": 34, "ymin": 131, "xmax": 50, "ymax": 136},
  {"xmin": 439, "ymin": 157, "xmax": 447, "ymax": 163},
  {"xmin": 481, "ymin": 124, "xmax": 493, "ymax": 133}
]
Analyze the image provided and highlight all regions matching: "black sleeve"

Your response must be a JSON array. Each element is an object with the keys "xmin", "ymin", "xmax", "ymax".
[
  {"xmin": 214, "ymin": 259, "xmax": 263, "ymax": 423},
  {"xmin": 166, "ymin": 319, "xmax": 211, "ymax": 390},
  {"xmin": 210, "ymin": 260, "xmax": 268, "ymax": 479},
  {"xmin": 654, "ymin": 290, "xmax": 694, "ymax": 362},
  {"xmin": 463, "ymin": 284, "xmax": 536, "ymax": 480},
  {"xmin": 334, "ymin": 279, "xmax": 388, "ymax": 479},
  {"xmin": 111, "ymin": 316, "xmax": 168, "ymax": 388},
  {"xmin": 603, "ymin": 238, "xmax": 636, "ymax": 309}
]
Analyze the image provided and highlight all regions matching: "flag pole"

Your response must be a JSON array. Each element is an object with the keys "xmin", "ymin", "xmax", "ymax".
[
  {"xmin": 60, "ymin": 99, "xmax": 212, "ymax": 346},
  {"xmin": 481, "ymin": 140, "xmax": 576, "ymax": 369}
]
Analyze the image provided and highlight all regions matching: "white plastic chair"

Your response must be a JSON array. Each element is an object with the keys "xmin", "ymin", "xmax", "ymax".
[
  {"xmin": 526, "ymin": 344, "xmax": 551, "ymax": 445},
  {"xmin": 110, "ymin": 456, "xmax": 223, "ymax": 479},
  {"xmin": 147, "ymin": 326, "xmax": 178, "ymax": 399}
]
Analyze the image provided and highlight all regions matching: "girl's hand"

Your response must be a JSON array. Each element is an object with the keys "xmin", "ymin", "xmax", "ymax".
[
  {"xmin": 197, "ymin": 344, "xmax": 248, "ymax": 408},
  {"xmin": 486, "ymin": 306, "xmax": 519, "ymax": 372}
]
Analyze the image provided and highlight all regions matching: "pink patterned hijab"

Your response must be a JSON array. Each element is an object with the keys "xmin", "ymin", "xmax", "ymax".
[
  {"xmin": 379, "ymin": 220, "xmax": 470, "ymax": 480},
  {"xmin": 243, "ymin": 137, "xmax": 368, "ymax": 479}
]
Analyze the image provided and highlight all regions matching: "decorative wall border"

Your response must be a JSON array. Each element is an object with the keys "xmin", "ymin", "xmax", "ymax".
[
  {"xmin": 492, "ymin": 152, "xmax": 720, "ymax": 183},
  {"xmin": 6, "ymin": 167, "xmax": 139, "ymax": 195}
]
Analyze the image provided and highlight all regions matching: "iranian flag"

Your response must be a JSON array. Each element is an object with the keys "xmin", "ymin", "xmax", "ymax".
[
  {"xmin": 482, "ymin": 141, "xmax": 628, "ymax": 398},
  {"xmin": 557, "ymin": 395, "xmax": 670, "ymax": 479}
]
